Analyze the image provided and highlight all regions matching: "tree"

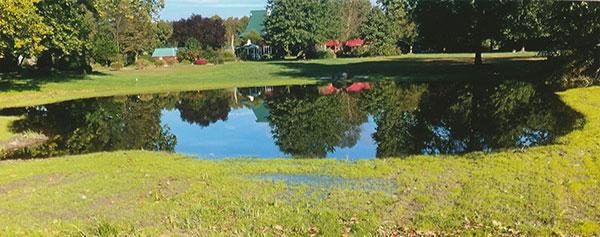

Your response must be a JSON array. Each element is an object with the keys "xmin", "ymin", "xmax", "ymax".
[
  {"xmin": 408, "ymin": 0, "xmax": 515, "ymax": 64},
  {"xmin": 171, "ymin": 15, "xmax": 226, "ymax": 49},
  {"xmin": 376, "ymin": 0, "xmax": 416, "ymax": 51},
  {"xmin": 223, "ymin": 16, "xmax": 250, "ymax": 47},
  {"xmin": 545, "ymin": 1, "xmax": 600, "ymax": 86},
  {"xmin": 90, "ymin": 22, "xmax": 119, "ymax": 66},
  {"xmin": 95, "ymin": 0, "xmax": 164, "ymax": 61},
  {"xmin": 360, "ymin": 7, "xmax": 399, "ymax": 56},
  {"xmin": 265, "ymin": 0, "xmax": 341, "ymax": 58},
  {"xmin": 241, "ymin": 30, "xmax": 264, "ymax": 45},
  {"xmin": 0, "ymin": 0, "xmax": 51, "ymax": 70},
  {"xmin": 155, "ymin": 20, "xmax": 174, "ymax": 47},
  {"xmin": 502, "ymin": 0, "xmax": 549, "ymax": 52},
  {"xmin": 336, "ymin": 0, "xmax": 372, "ymax": 41}
]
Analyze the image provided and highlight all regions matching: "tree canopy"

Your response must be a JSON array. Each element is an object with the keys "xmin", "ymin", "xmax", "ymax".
[{"xmin": 171, "ymin": 15, "xmax": 226, "ymax": 49}]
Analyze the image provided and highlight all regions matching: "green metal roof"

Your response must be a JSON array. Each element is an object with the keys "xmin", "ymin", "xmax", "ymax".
[
  {"xmin": 242, "ymin": 10, "xmax": 267, "ymax": 36},
  {"xmin": 152, "ymin": 48, "xmax": 178, "ymax": 57}
]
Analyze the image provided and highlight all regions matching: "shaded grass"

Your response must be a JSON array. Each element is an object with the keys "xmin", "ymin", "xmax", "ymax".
[
  {"xmin": 0, "ymin": 86, "xmax": 598, "ymax": 236},
  {"xmin": 0, "ymin": 52, "xmax": 540, "ymax": 109}
]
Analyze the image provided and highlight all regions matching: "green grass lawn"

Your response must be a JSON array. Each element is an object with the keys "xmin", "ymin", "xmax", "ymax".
[
  {"xmin": 0, "ymin": 52, "xmax": 539, "ymax": 109},
  {"xmin": 0, "ymin": 116, "xmax": 19, "ymax": 141},
  {"xmin": 1, "ymin": 53, "xmax": 598, "ymax": 235},
  {"xmin": 0, "ymin": 86, "xmax": 597, "ymax": 236}
]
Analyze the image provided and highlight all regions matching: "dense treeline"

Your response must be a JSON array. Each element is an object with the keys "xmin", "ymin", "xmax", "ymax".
[
  {"xmin": 0, "ymin": 0, "xmax": 245, "ymax": 73},
  {"xmin": 263, "ymin": 0, "xmax": 598, "ymax": 85},
  {"xmin": 0, "ymin": 0, "xmax": 597, "ymax": 86}
]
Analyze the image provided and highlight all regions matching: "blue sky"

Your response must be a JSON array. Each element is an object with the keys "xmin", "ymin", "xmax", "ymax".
[
  {"xmin": 160, "ymin": 0, "xmax": 378, "ymax": 20},
  {"xmin": 160, "ymin": 0, "xmax": 268, "ymax": 20}
]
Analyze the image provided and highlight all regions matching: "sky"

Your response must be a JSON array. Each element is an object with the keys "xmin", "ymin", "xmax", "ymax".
[
  {"xmin": 160, "ymin": 0, "xmax": 378, "ymax": 20},
  {"xmin": 160, "ymin": 0, "xmax": 268, "ymax": 20}
]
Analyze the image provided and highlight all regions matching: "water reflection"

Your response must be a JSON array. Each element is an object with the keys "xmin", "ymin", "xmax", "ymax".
[{"xmin": 0, "ymin": 80, "xmax": 583, "ymax": 159}]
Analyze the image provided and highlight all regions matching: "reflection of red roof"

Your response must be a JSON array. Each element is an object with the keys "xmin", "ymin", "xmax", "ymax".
[
  {"xmin": 345, "ymin": 39, "xmax": 365, "ymax": 47},
  {"xmin": 324, "ymin": 40, "xmax": 342, "ymax": 47},
  {"xmin": 346, "ymin": 82, "xmax": 371, "ymax": 92},
  {"xmin": 320, "ymin": 84, "xmax": 338, "ymax": 95}
]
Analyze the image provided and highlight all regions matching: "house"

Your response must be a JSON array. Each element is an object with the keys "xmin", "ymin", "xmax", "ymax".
[
  {"xmin": 323, "ymin": 39, "xmax": 366, "ymax": 55},
  {"xmin": 151, "ymin": 48, "xmax": 178, "ymax": 61},
  {"xmin": 238, "ymin": 10, "xmax": 272, "ymax": 60},
  {"xmin": 324, "ymin": 40, "xmax": 343, "ymax": 53}
]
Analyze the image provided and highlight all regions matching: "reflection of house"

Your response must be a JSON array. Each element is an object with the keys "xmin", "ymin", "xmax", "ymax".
[
  {"xmin": 324, "ymin": 39, "xmax": 365, "ymax": 54},
  {"xmin": 238, "ymin": 10, "xmax": 272, "ymax": 60},
  {"xmin": 243, "ymin": 101, "xmax": 270, "ymax": 123},
  {"xmin": 152, "ymin": 48, "xmax": 178, "ymax": 61},
  {"xmin": 320, "ymin": 82, "xmax": 371, "ymax": 95}
]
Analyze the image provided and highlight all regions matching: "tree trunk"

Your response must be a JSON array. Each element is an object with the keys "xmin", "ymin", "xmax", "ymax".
[{"xmin": 474, "ymin": 50, "xmax": 482, "ymax": 65}]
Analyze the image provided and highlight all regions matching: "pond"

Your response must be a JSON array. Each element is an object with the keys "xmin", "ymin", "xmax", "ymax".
[{"xmin": 0, "ymin": 80, "xmax": 583, "ymax": 160}]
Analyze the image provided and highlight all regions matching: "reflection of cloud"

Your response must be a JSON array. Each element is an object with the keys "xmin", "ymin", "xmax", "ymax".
[{"xmin": 168, "ymin": 0, "xmax": 265, "ymax": 7}]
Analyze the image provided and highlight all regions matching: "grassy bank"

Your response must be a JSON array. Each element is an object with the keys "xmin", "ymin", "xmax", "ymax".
[
  {"xmin": 0, "ymin": 86, "xmax": 598, "ymax": 236},
  {"xmin": 0, "ymin": 52, "xmax": 539, "ymax": 109}
]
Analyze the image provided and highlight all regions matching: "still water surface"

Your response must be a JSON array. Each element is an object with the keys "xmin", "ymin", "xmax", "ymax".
[{"xmin": 0, "ymin": 80, "xmax": 583, "ymax": 159}]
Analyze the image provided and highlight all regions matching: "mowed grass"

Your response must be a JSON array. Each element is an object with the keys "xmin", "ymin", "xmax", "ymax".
[
  {"xmin": 0, "ymin": 116, "xmax": 19, "ymax": 141},
  {"xmin": 0, "ymin": 52, "xmax": 539, "ymax": 109},
  {"xmin": 0, "ymin": 86, "xmax": 598, "ymax": 236}
]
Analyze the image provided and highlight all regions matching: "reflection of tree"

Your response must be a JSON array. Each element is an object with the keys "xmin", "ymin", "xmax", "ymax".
[
  {"xmin": 176, "ymin": 90, "xmax": 232, "ymax": 127},
  {"xmin": 9, "ymin": 96, "xmax": 177, "ymax": 158},
  {"xmin": 370, "ymin": 81, "xmax": 583, "ymax": 157},
  {"xmin": 363, "ymin": 82, "xmax": 428, "ymax": 157},
  {"xmin": 267, "ymin": 86, "xmax": 368, "ymax": 158}
]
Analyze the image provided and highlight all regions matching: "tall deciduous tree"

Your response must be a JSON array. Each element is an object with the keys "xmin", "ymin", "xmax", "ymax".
[
  {"xmin": 409, "ymin": 0, "xmax": 514, "ymax": 65},
  {"xmin": 336, "ymin": 0, "xmax": 372, "ymax": 41},
  {"xmin": 171, "ymin": 15, "xmax": 226, "ymax": 49},
  {"xmin": 155, "ymin": 20, "xmax": 174, "ymax": 47},
  {"xmin": 95, "ymin": 0, "xmax": 164, "ymax": 61},
  {"xmin": 265, "ymin": 0, "xmax": 341, "ymax": 58},
  {"xmin": 223, "ymin": 16, "xmax": 249, "ymax": 48},
  {"xmin": 502, "ymin": 0, "xmax": 549, "ymax": 52},
  {"xmin": 0, "ymin": 0, "xmax": 51, "ymax": 69}
]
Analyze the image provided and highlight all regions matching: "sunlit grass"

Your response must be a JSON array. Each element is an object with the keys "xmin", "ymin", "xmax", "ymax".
[{"xmin": 0, "ymin": 86, "xmax": 598, "ymax": 236}]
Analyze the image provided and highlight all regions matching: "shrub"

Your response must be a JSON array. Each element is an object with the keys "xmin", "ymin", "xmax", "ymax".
[
  {"xmin": 367, "ymin": 44, "xmax": 400, "ymax": 57},
  {"xmin": 165, "ymin": 58, "xmax": 178, "ymax": 66},
  {"xmin": 262, "ymin": 54, "xmax": 273, "ymax": 61},
  {"xmin": 211, "ymin": 54, "xmax": 224, "ymax": 65},
  {"xmin": 135, "ymin": 59, "xmax": 151, "ymax": 70},
  {"xmin": 313, "ymin": 48, "xmax": 336, "ymax": 59},
  {"xmin": 180, "ymin": 59, "xmax": 191, "ymax": 65},
  {"xmin": 154, "ymin": 59, "xmax": 166, "ymax": 67},
  {"xmin": 110, "ymin": 61, "xmax": 124, "ymax": 71},
  {"xmin": 222, "ymin": 50, "xmax": 237, "ymax": 62},
  {"xmin": 350, "ymin": 45, "xmax": 370, "ymax": 57},
  {"xmin": 177, "ymin": 49, "xmax": 201, "ymax": 62},
  {"xmin": 194, "ymin": 59, "xmax": 209, "ymax": 65}
]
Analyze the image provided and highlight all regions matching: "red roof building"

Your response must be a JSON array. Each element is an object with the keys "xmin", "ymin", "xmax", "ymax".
[{"xmin": 344, "ymin": 39, "xmax": 365, "ymax": 48}]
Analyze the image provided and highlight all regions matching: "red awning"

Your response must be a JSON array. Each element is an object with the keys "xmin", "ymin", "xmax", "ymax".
[
  {"xmin": 345, "ymin": 39, "xmax": 365, "ymax": 47},
  {"xmin": 324, "ymin": 40, "xmax": 342, "ymax": 47}
]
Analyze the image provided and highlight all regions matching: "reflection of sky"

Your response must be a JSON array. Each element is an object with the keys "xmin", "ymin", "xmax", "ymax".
[
  {"xmin": 327, "ymin": 116, "xmax": 377, "ymax": 160},
  {"xmin": 161, "ymin": 108, "xmax": 377, "ymax": 160}
]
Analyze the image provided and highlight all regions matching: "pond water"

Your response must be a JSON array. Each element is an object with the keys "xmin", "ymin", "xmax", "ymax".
[{"xmin": 0, "ymin": 80, "xmax": 583, "ymax": 160}]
